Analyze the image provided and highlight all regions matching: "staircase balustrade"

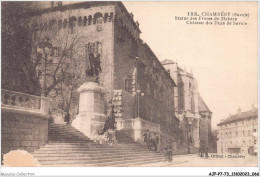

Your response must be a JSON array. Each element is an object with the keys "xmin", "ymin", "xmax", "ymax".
[
  {"xmin": 1, "ymin": 89, "xmax": 49, "ymax": 114},
  {"xmin": 115, "ymin": 118, "xmax": 160, "ymax": 134}
]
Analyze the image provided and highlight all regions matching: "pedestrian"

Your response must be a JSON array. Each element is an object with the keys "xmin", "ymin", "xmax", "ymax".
[
  {"xmin": 143, "ymin": 129, "xmax": 151, "ymax": 149},
  {"xmin": 199, "ymin": 145, "xmax": 203, "ymax": 157},
  {"xmin": 107, "ymin": 128, "xmax": 116, "ymax": 144},
  {"xmin": 205, "ymin": 146, "xmax": 209, "ymax": 158},
  {"xmin": 153, "ymin": 134, "xmax": 160, "ymax": 152},
  {"xmin": 64, "ymin": 112, "xmax": 70, "ymax": 125},
  {"xmin": 164, "ymin": 141, "xmax": 173, "ymax": 163}
]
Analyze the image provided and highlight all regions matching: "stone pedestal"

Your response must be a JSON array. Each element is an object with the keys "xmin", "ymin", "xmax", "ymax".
[{"xmin": 72, "ymin": 82, "xmax": 106, "ymax": 140}]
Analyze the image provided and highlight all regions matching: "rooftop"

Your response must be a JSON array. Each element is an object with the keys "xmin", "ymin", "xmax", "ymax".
[
  {"xmin": 198, "ymin": 94, "xmax": 212, "ymax": 113},
  {"xmin": 217, "ymin": 108, "xmax": 258, "ymax": 126}
]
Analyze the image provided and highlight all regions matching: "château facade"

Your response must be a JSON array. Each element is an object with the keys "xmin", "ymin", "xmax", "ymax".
[{"xmin": 2, "ymin": 1, "xmax": 212, "ymax": 152}]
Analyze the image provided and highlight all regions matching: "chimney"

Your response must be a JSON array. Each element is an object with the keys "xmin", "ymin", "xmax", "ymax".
[
  {"xmin": 136, "ymin": 21, "xmax": 139, "ymax": 28},
  {"xmin": 130, "ymin": 12, "xmax": 134, "ymax": 19},
  {"xmin": 238, "ymin": 107, "xmax": 241, "ymax": 116},
  {"xmin": 252, "ymin": 104, "xmax": 257, "ymax": 110}
]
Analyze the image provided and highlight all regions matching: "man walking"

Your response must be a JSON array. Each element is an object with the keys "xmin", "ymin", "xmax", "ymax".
[
  {"xmin": 164, "ymin": 141, "xmax": 173, "ymax": 163},
  {"xmin": 143, "ymin": 129, "xmax": 151, "ymax": 149}
]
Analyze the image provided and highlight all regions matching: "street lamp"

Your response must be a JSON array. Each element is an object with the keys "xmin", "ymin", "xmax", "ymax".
[
  {"xmin": 37, "ymin": 38, "xmax": 53, "ymax": 97},
  {"xmin": 134, "ymin": 85, "xmax": 144, "ymax": 118}
]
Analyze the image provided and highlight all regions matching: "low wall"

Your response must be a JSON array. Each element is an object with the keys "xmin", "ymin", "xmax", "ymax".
[
  {"xmin": 1, "ymin": 89, "xmax": 49, "ymax": 155},
  {"xmin": 1, "ymin": 110, "xmax": 49, "ymax": 154},
  {"xmin": 115, "ymin": 117, "xmax": 160, "ymax": 145}
]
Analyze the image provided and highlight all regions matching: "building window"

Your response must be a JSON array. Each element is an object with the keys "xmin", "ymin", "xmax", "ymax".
[
  {"xmin": 69, "ymin": 16, "xmax": 77, "ymax": 34},
  {"xmin": 188, "ymin": 124, "xmax": 192, "ymax": 132},
  {"xmin": 236, "ymin": 131, "xmax": 238, "ymax": 137},
  {"xmin": 243, "ymin": 140, "xmax": 245, "ymax": 145},
  {"xmin": 124, "ymin": 77, "xmax": 130, "ymax": 93},
  {"xmin": 96, "ymin": 17, "xmax": 103, "ymax": 31},
  {"xmin": 235, "ymin": 122, "xmax": 237, "ymax": 127},
  {"xmin": 78, "ymin": 16, "xmax": 82, "ymax": 26},
  {"xmin": 242, "ymin": 122, "xmax": 244, "ymax": 126},
  {"xmin": 86, "ymin": 41, "xmax": 102, "ymax": 57},
  {"xmin": 230, "ymin": 132, "xmax": 232, "ymax": 138},
  {"xmin": 242, "ymin": 131, "xmax": 245, "ymax": 136},
  {"xmin": 248, "ymin": 130, "xmax": 251, "ymax": 136}
]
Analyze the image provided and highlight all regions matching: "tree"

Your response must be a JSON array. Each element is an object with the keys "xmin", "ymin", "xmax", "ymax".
[
  {"xmin": 28, "ymin": 14, "xmax": 91, "ymax": 122},
  {"xmin": 9, "ymin": 10, "xmax": 113, "ymax": 122},
  {"xmin": 1, "ymin": 2, "xmax": 41, "ymax": 95}
]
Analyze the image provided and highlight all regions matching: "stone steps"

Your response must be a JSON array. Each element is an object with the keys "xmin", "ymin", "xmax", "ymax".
[
  {"xmin": 34, "ymin": 148, "xmax": 153, "ymax": 154},
  {"xmin": 33, "ymin": 152, "xmax": 162, "ymax": 161},
  {"xmin": 37, "ymin": 155, "xmax": 165, "ymax": 166},
  {"xmin": 44, "ymin": 142, "xmax": 142, "ymax": 146},
  {"xmin": 32, "ymin": 123, "xmax": 164, "ymax": 166},
  {"xmin": 44, "ymin": 142, "xmax": 140, "ymax": 147},
  {"xmin": 33, "ymin": 151, "xmax": 161, "ymax": 157},
  {"xmin": 40, "ymin": 145, "xmax": 145, "ymax": 150},
  {"xmin": 40, "ymin": 158, "xmax": 165, "ymax": 167}
]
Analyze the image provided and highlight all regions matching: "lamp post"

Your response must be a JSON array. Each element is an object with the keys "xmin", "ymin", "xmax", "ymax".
[
  {"xmin": 37, "ymin": 38, "xmax": 53, "ymax": 97},
  {"xmin": 134, "ymin": 85, "xmax": 144, "ymax": 118}
]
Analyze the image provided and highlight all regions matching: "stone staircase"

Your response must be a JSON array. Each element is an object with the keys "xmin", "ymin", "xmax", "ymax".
[{"xmin": 32, "ymin": 123, "xmax": 164, "ymax": 167}]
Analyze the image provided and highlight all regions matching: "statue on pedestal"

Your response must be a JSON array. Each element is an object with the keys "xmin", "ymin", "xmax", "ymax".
[{"xmin": 85, "ymin": 51, "xmax": 102, "ymax": 82}]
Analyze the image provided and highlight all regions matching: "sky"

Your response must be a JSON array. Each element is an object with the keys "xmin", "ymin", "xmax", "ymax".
[{"xmin": 123, "ymin": 1, "xmax": 258, "ymax": 129}]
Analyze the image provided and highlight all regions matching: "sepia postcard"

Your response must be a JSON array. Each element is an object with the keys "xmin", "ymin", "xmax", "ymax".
[{"xmin": 1, "ymin": 0, "xmax": 259, "ymax": 176}]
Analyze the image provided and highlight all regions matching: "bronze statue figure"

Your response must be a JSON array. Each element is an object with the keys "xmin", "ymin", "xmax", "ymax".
[{"xmin": 86, "ymin": 51, "xmax": 102, "ymax": 81}]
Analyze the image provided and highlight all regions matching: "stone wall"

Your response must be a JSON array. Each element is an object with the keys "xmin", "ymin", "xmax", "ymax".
[
  {"xmin": 113, "ymin": 90, "xmax": 135, "ymax": 120},
  {"xmin": 199, "ymin": 117, "xmax": 209, "ymax": 147},
  {"xmin": 1, "ymin": 109, "xmax": 49, "ymax": 154},
  {"xmin": 114, "ymin": 10, "xmax": 177, "ymax": 133}
]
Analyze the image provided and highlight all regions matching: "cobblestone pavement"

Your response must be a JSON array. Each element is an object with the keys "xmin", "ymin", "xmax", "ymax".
[{"xmin": 138, "ymin": 153, "xmax": 258, "ymax": 167}]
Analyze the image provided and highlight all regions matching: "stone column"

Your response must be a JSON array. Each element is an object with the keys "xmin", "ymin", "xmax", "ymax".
[
  {"xmin": 192, "ymin": 118, "xmax": 200, "ymax": 148},
  {"xmin": 72, "ymin": 82, "xmax": 106, "ymax": 140},
  {"xmin": 40, "ymin": 96, "xmax": 49, "ymax": 115},
  {"xmin": 133, "ymin": 118, "xmax": 142, "ymax": 143}
]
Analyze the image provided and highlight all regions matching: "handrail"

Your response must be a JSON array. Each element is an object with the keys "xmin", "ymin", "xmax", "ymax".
[
  {"xmin": 115, "ymin": 117, "xmax": 160, "ymax": 133},
  {"xmin": 1, "ymin": 89, "xmax": 41, "ymax": 99},
  {"xmin": 1, "ymin": 89, "xmax": 49, "ymax": 115}
]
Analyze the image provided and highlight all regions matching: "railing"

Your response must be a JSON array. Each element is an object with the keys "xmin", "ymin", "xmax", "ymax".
[
  {"xmin": 116, "ymin": 119, "xmax": 135, "ymax": 130},
  {"xmin": 115, "ymin": 117, "xmax": 160, "ymax": 134},
  {"xmin": 1, "ymin": 89, "xmax": 49, "ymax": 115}
]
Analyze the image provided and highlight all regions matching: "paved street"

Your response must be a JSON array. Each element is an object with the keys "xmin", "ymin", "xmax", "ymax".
[{"xmin": 139, "ymin": 153, "xmax": 258, "ymax": 167}]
